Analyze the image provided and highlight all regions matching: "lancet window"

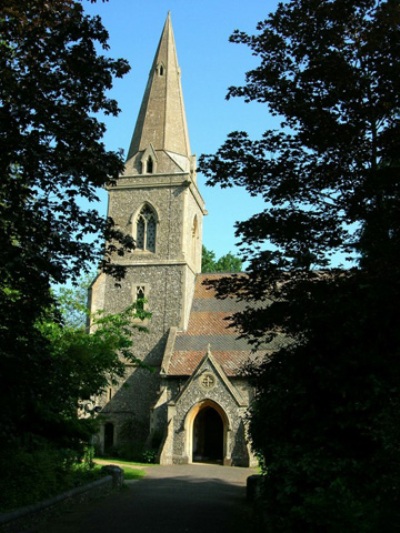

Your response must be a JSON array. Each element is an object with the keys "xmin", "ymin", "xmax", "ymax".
[{"xmin": 136, "ymin": 286, "xmax": 145, "ymax": 312}]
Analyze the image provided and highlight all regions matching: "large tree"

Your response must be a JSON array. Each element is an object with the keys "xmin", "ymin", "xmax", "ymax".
[
  {"xmin": 200, "ymin": 1, "xmax": 400, "ymax": 530},
  {"xmin": 0, "ymin": 1, "xmax": 131, "ymax": 446}
]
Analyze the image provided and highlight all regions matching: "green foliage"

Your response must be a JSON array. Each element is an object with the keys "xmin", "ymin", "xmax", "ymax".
[
  {"xmin": 33, "ymin": 295, "xmax": 150, "ymax": 448},
  {"xmin": 55, "ymin": 273, "xmax": 95, "ymax": 329},
  {"xmin": 0, "ymin": 1, "xmax": 132, "ymax": 315},
  {"xmin": 0, "ymin": 440, "xmax": 101, "ymax": 512},
  {"xmin": 201, "ymin": 246, "xmax": 218, "ymax": 273},
  {"xmin": 0, "ymin": 0, "xmax": 132, "ymax": 448},
  {"xmin": 0, "ymin": 277, "xmax": 150, "ymax": 511},
  {"xmin": 199, "ymin": 0, "xmax": 400, "ymax": 530},
  {"xmin": 141, "ymin": 449, "xmax": 158, "ymax": 464},
  {"xmin": 201, "ymin": 245, "xmax": 242, "ymax": 272},
  {"xmin": 0, "ymin": 444, "xmax": 62, "ymax": 511},
  {"xmin": 82, "ymin": 445, "xmax": 96, "ymax": 470},
  {"xmin": 200, "ymin": 0, "xmax": 400, "ymax": 273},
  {"xmin": 248, "ymin": 272, "xmax": 400, "ymax": 531}
]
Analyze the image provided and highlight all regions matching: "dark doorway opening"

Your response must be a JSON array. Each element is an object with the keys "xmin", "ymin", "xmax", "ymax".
[
  {"xmin": 104, "ymin": 422, "xmax": 114, "ymax": 454},
  {"xmin": 193, "ymin": 407, "xmax": 223, "ymax": 464}
]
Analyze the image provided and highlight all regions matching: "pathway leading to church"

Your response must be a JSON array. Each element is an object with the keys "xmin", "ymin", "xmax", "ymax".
[{"xmin": 39, "ymin": 463, "xmax": 257, "ymax": 533}]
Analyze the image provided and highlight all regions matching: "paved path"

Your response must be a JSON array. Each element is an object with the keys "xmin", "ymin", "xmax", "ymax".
[{"xmin": 39, "ymin": 464, "xmax": 257, "ymax": 533}]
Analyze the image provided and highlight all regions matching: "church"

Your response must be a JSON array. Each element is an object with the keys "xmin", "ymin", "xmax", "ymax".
[{"xmin": 90, "ymin": 14, "xmax": 263, "ymax": 467}]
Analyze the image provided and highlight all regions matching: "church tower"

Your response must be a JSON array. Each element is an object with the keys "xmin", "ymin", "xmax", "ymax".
[{"xmin": 91, "ymin": 14, "xmax": 206, "ymax": 453}]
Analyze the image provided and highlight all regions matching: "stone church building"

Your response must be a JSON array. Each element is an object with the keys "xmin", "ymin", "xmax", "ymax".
[{"xmin": 90, "ymin": 14, "xmax": 263, "ymax": 467}]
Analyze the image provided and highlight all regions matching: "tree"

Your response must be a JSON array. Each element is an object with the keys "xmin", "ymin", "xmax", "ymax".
[
  {"xmin": 199, "ymin": 1, "xmax": 400, "ymax": 530},
  {"xmin": 35, "ymin": 297, "xmax": 150, "ymax": 448},
  {"xmin": 0, "ymin": 284, "xmax": 150, "ymax": 511},
  {"xmin": 201, "ymin": 245, "xmax": 242, "ymax": 272},
  {"xmin": 0, "ymin": 0, "xmax": 131, "ymax": 446},
  {"xmin": 201, "ymin": 245, "xmax": 218, "ymax": 273}
]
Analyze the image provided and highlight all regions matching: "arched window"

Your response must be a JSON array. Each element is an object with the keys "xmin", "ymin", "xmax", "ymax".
[
  {"xmin": 136, "ymin": 205, "xmax": 157, "ymax": 252},
  {"xmin": 159, "ymin": 65, "xmax": 164, "ymax": 76}
]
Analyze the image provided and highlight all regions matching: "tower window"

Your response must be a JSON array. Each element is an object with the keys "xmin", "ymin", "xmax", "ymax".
[
  {"xmin": 132, "ymin": 284, "xmax": 150, "ymax": 318},
  {"xmin": 159, "ymin": 65, "xmax": 164, "ymax": 76},
  {"xmin": 146, "ymin": 156, "xmax": 153, "ymax": 174},
  {"xmin": 136, "ymin": 205, "xmax": 157, "ymax": 252},
  {"xmin": 136, "ymin": 286, "xmax": 145, "ymax": 312}
]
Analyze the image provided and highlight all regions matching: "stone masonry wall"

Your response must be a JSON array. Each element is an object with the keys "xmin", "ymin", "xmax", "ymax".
[
  {"xmin": 96, "ymin": 264, "xmax": 190, "ymax": 438},
  {"xmin": 108, "ymin": 178, "xmax": 187, "ymax": 263}
]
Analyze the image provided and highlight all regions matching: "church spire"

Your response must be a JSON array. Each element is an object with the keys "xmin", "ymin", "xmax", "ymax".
[{"xmin": 126, "ymin": 13, "xmax": 192, "ymax": 166}]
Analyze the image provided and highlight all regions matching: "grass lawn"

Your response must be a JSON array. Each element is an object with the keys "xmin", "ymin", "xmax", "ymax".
[{"xmin": 94, "ymin": 457, "xmax": 149, "ymax": 481}]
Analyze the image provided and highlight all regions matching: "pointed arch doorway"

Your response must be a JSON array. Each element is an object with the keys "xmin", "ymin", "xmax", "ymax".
[{"xmin": 187, "ymin": 400, "xmax": 229, "ymax": 465}]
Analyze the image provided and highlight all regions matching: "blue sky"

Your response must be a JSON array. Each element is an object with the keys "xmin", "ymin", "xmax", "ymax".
[{"xmin": 83, "ymin": 0, "xmax": 281, "ymax": 260}]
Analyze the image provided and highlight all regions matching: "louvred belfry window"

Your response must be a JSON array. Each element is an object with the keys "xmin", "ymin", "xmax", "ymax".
[
  {"xmin": 136, "ymin": 205, "xmax": 157, "ymax": 252},
  {"xmin": 146, "ymin": 156, "xmax": 153, "ymax": 173}
]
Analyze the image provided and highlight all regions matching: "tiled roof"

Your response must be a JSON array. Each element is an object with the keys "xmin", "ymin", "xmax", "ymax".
[{"xmin": 165, "ymin": 273, "xmax": 266, "ymax": 377}]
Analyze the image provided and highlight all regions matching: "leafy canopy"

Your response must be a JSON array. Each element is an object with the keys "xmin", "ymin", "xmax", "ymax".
[
  {"xmin": 200, "ymin": 0, "xmax": 400, "ymax": 275},
  {"xmin": 1, "ymin": 0, "xmax": 132, "ymax": 290},
  {"xmin": 199, "ymin": 1, "xmax": 400, "ymax": 530},
  {"xmin": 0, "ymin": 0, "xmax": 132, "ymax": 446}
]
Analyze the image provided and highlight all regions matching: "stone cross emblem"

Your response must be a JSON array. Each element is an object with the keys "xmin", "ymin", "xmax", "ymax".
[{"xmin": 201, "ymin": 373, "xmax": 215, "ymax": 389}]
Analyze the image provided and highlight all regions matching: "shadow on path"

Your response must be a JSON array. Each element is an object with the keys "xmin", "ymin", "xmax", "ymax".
[{"xmin": 38, "ymin": 464, "xmax": 257, "ymax": 533}]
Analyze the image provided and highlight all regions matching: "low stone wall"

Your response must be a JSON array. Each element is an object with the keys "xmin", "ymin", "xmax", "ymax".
[
  {"xmin": 246, "ymin": 474, "xmax": 262, "ymax": 502},
  {"xmin": 0, "ymin": 475, "xmax": 114, "ymax": 533},
  {"xmin": 246, "ymin": 474, "xmax": 269, "ymax": 531}
]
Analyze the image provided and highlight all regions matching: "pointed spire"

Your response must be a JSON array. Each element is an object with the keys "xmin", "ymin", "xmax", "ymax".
[{"xmin": 127, "ymin": 13, "xmax": 192, "ymax": 164}]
